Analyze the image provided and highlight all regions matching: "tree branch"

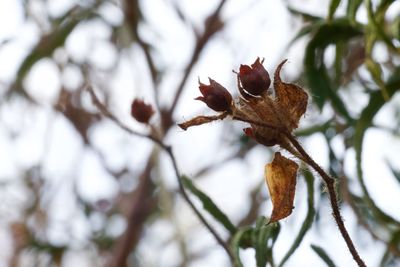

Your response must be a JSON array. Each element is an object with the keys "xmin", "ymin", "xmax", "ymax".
[{"xmin": 86, "ymin": 86, "xmax": 234, "ymax": 264}]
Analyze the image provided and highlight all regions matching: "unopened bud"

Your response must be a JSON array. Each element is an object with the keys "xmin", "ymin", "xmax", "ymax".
[
  {"xmin": 238, "ymin": 58, "xmax": 271, "ymax": 96},
  {"xmin": 195, "ymin": 78, "xmax": 233, "ymax": 112},
  {"xmin": 131, "ymin": 99, "xmax": 154, "ymax": 124}
]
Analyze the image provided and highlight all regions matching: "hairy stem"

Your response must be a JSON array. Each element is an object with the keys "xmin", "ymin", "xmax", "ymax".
[
  {"xmin": 230, "ymin": 114, "xmax": 366, "ymax": 266},
  {"xmin": 285, "ymin": 133, "xmax": 366, "ymax": 267}
]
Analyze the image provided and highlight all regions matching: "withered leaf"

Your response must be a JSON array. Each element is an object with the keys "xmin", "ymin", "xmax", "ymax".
[
  {"xmin": 265, "ymin": 152, "xmax": 298, "ymax": 223},
  {"xmin": 274, "ymin": 60, "xmax": 308, "ymax": 130},
  {"xmin": 178, "ymin": 113, "xmax": 228, "ymax": 130}
]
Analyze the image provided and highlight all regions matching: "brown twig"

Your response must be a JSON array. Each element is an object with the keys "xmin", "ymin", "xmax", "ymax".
[
  {"xmin": 86, "ymin": 86, "xmax": 234, "ymax": 263},
  {"xmin": 168, "ymin": 0, "xmax": 228, "ymax": 114},
  {"xmin": 109, "ymin": 158, "xmax": 156, "ymax": 267}
]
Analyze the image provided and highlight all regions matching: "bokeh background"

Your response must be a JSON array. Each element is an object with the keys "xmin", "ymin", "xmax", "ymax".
[{"xmin": 0, "ymin": 0, "xmax": 399, "ymax": 266}]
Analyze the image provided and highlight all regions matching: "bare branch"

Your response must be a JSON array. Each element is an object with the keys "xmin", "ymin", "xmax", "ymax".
[{"xmin": 86, "ymin": 85, "xmax": 234, "ymax": 264}]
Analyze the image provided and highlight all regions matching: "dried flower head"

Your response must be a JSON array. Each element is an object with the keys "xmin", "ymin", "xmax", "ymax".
[
  {"xmin": 178, "ymin": 58, "xmax": 308, "ymax": 222},
  {"xmin": 131, "ymin": 98, "xmax": 155, "ymax": 124}
]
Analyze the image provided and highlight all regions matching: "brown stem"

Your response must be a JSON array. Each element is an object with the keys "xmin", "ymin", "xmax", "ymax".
[
  {"xmin": 231, "ymin": 114, "xmax": 366, "ymax": 266},
  {"xmin": 164, "ymin": 146, "xmax": 234, "ymax": 261},
  {"xmin": 168, "ymin": 0, "xmax": 228, "ymax": 114},
  {"xmin": 285, "ymin": 133, "xmax": 366, "ymax": 267},
  {"xmin": 109, "ymin": 158, "xmax": 156, "ymax": 267},
  {"xmin": 87, "ymin": 86, "xmax": 234, "ymax": 263}
]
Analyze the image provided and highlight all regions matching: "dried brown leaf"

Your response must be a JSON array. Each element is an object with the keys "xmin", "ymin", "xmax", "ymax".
[
  {"xmin": 178, "ymin": 113, "xmax": 228, "ymax": 130},
  {"xmin": 274, "ymin": 60, "xmax": 308, "ymax": 129},
  {"xmin": 265, "ymin": 152, "xmax": 298, "ymax": 223}
]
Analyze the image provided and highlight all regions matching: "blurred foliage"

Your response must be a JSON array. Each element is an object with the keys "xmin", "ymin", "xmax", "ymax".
[{"xmin": 1, "ymin": 0, "xmax": 399, "ymax": 266}]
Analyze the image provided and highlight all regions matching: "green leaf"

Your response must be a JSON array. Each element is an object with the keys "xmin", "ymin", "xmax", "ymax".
[
  {"xmin": 279, "ymin": 170, "xmax": 315, "ymax": 267},
  {"xmin": 252, "ymin": 217, "xmax": 275, "ymax": 267},
  {"xmin": 354, "ymin": 69, "xmax": 400, "ymax": 227},
  {"xmin": 365, "ymin": 0, "xmax": 398, "ymax": 53},
  {"xmin": 9, "ymin": 8, "xmax": 96, "ymax": 100},
  {"xmin": 304, "ymin": 18, "xmax": 362, "ymax": 121},
  {"xmin": 287, "ymin": 22, "xmax": 322, "ymax": 49},
  {"xmin": 181, "ymin": 176, "xmax": 237, "ymax": 234},
  {"xmin": 328, "ymin": 0, "xmax": 341, "ymax": 22},
  {"xmin": 346, "ymin": 0, "xmax": 362, "ymax": 24},
  {"xmin": 295, "ymin": 120, "xmax": 333, "ymax": 137},
  {"xmin": 334, "ymin": 42, "xmax": 344, "ymax": 86},
  {"xmin": 287, "ymin": 6, "xmax": 322, "ymax": 22},
  {"xmin": 311, "ymin": 244, "xmax": 337, "ymax": 267},
  {"xmin": 230, "ymin": 217, "xmax": 281, "ymax": 267},
  {"xmin": 231, "ymin": 226, "xmax": 252, "ymax": 267}
]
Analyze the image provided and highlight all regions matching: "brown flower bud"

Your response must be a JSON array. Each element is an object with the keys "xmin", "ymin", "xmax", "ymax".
[
  {"xmin": 131, "ymin": 98, "xmax": 154, "ymax": 124},
  {"xmin": 195, "ymin": 78, "xmax": 233, "ymax": 112},
  {"xmin": 238, "ymin": 58, "xmax": 271, "ymax": 96}
]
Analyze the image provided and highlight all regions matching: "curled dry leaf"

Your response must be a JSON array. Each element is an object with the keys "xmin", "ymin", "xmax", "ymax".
[
  {"xmin": 178, "ymin": 112, "xmax": 229, "ymax": 130},
  {"xmin": 265, "ymin": 152, "xmax": 298, "ymax": 223},
  {"xmin": 274, "ymin": 59, "xmax": 308, "ymax": 130}
]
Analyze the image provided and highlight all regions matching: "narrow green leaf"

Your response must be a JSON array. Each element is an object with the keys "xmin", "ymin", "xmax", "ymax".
[
  {"xmin": 287, "ymin": 6, "xmax": 322, "ymax": 22},
  {"xmin": 9, "ymin": 8, "xmax": 96, "ymax": 100},
  {"xmin": 346, "ymin": 0, "xmax": 362, "ymax": 24},
  {"xmin": 304, "ymin": 18, "xmax": 362, "ymax": 121},
  {"xmin": 295, "ymin": 120, "xmax": 333, "ymax": 137},
  {"xmin": 181, "ymin": 176, "xmax": 237, "ymax": 234},
  {"xmin": 379, "ymin": 247, "xmax": 394, "ymax": 267},
  {"xmin": 311, "ymin": 244, "xmax": 337, "ymax": 267},
  {"xmin": 334, "ymin": 42, "xmax": 344, "ymax": 86},
  {"xmin": 252, "ymin": 217, "xmax": 272, "ymax": 267},
  {"xmin": 354, "ymin": 70, "xmax": 400, "ymax": 227},
  {"xmin": 231, "ymin": 227, "xmax": 252, "ymax": 267},
  {"xmin": 328, "ymin": 0, "xmax": 341, "ymax": 22},
  {"xmin": 252, "ymin": 220, "xmax": 280, "ymax": 267},
  {"xmin": 279, "ymin": 170, "xmax": 315, "ymax": 267},
  {"xmin": 365, "ymin": 0, "xmax": 398, "ymax": 52},
  {"xmin": 287, "ymin": 22, "xmax": 323, "ymax": 48},
  {"xmin": 379, "ymin": 229, "xmax": 400, "ymax": 267}
]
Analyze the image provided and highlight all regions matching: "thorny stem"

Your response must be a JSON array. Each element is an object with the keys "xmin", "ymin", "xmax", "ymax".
[
  {"xmin": 87, "ymin": 86, "xmax": 234, "ymax": 262},
  {"xmin": 285, "ymin": 133, "xmax": 367, "ymax": 267}
]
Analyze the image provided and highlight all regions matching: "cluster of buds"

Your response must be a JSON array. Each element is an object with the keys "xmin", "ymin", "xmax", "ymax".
[
  {"xmin": 179, "ymin": 58, "xmax": 308, "ymax": 150},
  {"xmin": 179, "ymin": 58, "xmax": 308, "ymax": 222}
]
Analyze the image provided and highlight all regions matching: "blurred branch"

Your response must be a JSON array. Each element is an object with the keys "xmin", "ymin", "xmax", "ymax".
[
  {"xmin": 109, "ymin": 155, "xmax": 157, "ymax": 267},
  {"xmin": 86, "ymin": 86, "xmax": 234, "ymax": 265},
  {"xmin": 237, "ymin": 181, "xmax": 264, "ymax": 227},
  {"xmin": 123, "ymin": 0, "xmax": 158, "ymax": 86},
  {"xmin": 168, "ymin": 0, "xmax": 228, "ymax": 116}
]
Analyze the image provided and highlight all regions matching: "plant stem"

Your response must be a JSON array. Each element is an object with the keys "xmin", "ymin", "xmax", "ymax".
[
  {"xmin": 87, "ymin": 86, "xmax": 234, "ymax": 263},
  {"xmin": 285, "ymin": 133, "xmax": 367, "ymax": 267}
]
